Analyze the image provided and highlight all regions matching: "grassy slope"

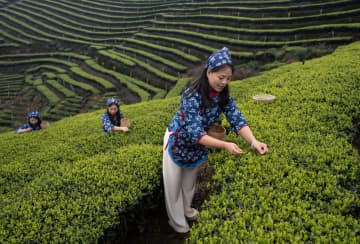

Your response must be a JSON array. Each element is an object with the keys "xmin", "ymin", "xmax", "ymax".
[
  {"xmin": 190, "ymin": 42, "xmax": 360, "ymax": 242},
  {"xmin": 0, "ymin": 42, "xmax": 359, "ymax": 242}
]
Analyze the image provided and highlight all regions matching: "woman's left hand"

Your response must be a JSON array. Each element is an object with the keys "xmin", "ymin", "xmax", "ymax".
[{"xmin": 251, "ymin": 140, "xmax": 268, "ymax": 155}]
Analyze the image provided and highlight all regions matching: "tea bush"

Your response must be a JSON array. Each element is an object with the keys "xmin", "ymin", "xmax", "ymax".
[
  {"xmin": 189, "ymin": 42, "xmax": 360, "ymax": 243},
  {"xmin": 1, "ymin": 42, "xmax": 359, "ymax": 242}
]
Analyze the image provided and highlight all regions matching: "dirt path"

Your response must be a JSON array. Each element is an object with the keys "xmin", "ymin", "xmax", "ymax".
[
  {"xmin": 101, "ymin": 162, "xmax": 215, "ymax": 244},
  {"xmin": 127, "ymin": 162, "xmax": 214, "ymax": 243}
]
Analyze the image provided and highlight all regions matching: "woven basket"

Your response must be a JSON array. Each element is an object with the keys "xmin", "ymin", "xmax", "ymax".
[
  {"xmin": 120, "ymin": 118, "xmax": 131, "ymax": 128},
  {"xmin": 252, "ymin": 94, "xmax": 276, "ymax": 104},
  {"xmin": 40, "ymin": 121, "xmax": 50, "ymax": 129},
  {"xmin": 207, "ymin": 124, "xmax": 226, "ymax": 140}
]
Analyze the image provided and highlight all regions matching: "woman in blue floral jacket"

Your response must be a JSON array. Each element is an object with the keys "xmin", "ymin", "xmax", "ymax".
[
  {"xmin": 15, "ymin": 111, "xmax": 42, "ymax": 134},
  {"xmin": 102, "ymin": 98, "xmax": 129, "ymax": 133},
  {"xmin": 163, "ymin": 47, "xmax": 268, "ymax": 234}
]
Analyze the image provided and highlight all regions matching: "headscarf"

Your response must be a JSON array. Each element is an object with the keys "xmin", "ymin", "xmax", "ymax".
[
  {"xmin": 205, "ymin": 47, "xmax": 232, "ymax": 70},
  {"xmin": 27, "ymin": 111, "xmax": 40, "ymax": 119},
  {"xmin": 106, "ymin": 97, "xmax": 119, "ymax": 106}
]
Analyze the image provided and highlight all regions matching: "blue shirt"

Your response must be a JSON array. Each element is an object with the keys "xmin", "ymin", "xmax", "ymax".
[
  {"xmin": 167, "ymin": 88, "xmax": 248, "ymax": 168},
  {"xmin": 15, "ymin": 123, "xmax": 41, "ymax": 132},
  {"xmin": 102, "ymin": 112, "xmax": 124, "ymax": 132}
]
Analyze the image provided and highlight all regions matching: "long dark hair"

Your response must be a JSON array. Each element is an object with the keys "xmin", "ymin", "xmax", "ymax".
[
  {"xmin": 28, "ymin": 117, "xmax": 42, "ymax": 129},
  {"xmin": 185, "ymin": 64, "xmax": 233, "ymax": 109},
  {"xmin": 106, "ymin": 104, "xmax": 121, "ymax": 126}
]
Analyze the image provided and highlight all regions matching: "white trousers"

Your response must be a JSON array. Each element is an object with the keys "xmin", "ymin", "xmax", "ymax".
[{"xmin": 163, "ymin": 129, "xmax": 198, "ymax": 233}]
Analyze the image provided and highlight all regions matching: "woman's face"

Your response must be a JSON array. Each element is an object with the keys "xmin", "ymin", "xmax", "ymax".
[
  {"xmin": 206, "ymin": 65, "xmax": 233, "ymax": 92},
  {"xmin": 29, "ymin": 117, "xmax": 38, "ymax": 125},
  {"xmin": 108, "ymin": 104, "xmax": 119, "ymax": 115}
]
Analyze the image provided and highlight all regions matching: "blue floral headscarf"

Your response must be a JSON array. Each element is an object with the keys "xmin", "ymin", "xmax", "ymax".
[
  {"xmin": 27, "ymin": 111, "xmax": 40, "ymax": 119},
  {"xmin": 205, "ymin": 47, "xmax": 232, "ymax": 70},
  {"xmin": 106, "ymin": 97, "xmax": 119, "ymax": 106}
]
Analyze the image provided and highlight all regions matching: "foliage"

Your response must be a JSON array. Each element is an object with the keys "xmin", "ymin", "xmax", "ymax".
[
  {"xmin": 98, "ymin": 49, "xmax": 136, "ymax": 67},
  {"xmin": 121, "ymin": 37, "xmax": 200, "ymax": 62},
  {"xmin": 70, "ymin": 67, "xmax": 115, "ymax": 90},
  {"xmin": 46, "ymin": 79, "xmax": 76, "ymax": 97},
  {"xmin": 58, "ymin": 74, "xmax": 99, "ymax": 94},
  {"xmin": 0, "ymin": 0, "xmax": 360, "ymax": 241},
  {"xmin": 188, "ymin": 41, "xmax": 360, "ymax": 243},
  {"xmin": 151, "ymin": 21, "xmax": 360, "ymax": 35},
  {"xmin": 1, "ymin": 0, "xmax": 358, "ymax": 131},
  {"xmin": 84, "ymin": 59, "xmax": 151, "ymax": 101},
  {"xmin": 0, "ymin": 96, "xmax": 180, "ymax": 242},
  {"xmin": 0, "ymin": 144, "xmax": 163, "ymax": 243},
  {"xmin": 165, "ymin": 77, "xmax": 190, "ymax": 98},
  {"xmin": 110, "ymin": 48, "xmax": 179, "ymax": 82},
  {"xmin": 1, "ymin": 41, "xmax": 359, "ymax": 243}
]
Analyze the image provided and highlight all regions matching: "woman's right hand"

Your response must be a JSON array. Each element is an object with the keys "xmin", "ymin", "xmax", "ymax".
[
  {"xmin": 224, "ymin": 142, "xmax": 244, "ymax": 156},
  {"xmin": 120, "ymin": 126, "xmax": 129, "ymax": 132}
]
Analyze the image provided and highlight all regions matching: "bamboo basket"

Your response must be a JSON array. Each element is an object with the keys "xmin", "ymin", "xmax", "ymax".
[
  {"xmin": 207, "ymin": 124, "xmax": 226, "ymax": 140},
  {"xmin": 40, "ymin": 121, "xmax": 50, "ymax": 129},
  {"xmin": 120, "ymin": 118, "xmax": 131, "ymax": 128},
  {"xmin": 252, "ymin": 94, "xmax": 276, "ymax": 104}
]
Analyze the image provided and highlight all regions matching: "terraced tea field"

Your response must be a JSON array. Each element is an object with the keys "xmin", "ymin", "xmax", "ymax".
[{"xmin": 1, "ymin": 0, "xmax": 359, "ymax": 131}]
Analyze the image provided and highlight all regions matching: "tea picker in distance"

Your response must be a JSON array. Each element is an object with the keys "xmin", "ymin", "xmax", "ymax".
[
  {"xmin": 102, "ymin": 98, "xmax": 129, "ymax": 133},
  {"xmin": 15, "ymin": 111, "xmax": 42, "ymax": 134},
  {"xmin": 162, "ymin": 47, "xmax": 268, "ymax": 235}
]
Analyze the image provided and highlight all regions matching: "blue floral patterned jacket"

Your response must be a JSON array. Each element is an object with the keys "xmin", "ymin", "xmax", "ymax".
[
  {"xmin": 102, "ymin": 112, "xmax": 123, "ymax": 132},
  {"xmin": 167, "ymin": 88, "xmax": 248, "ymax": 168},
  {"xmin": 15, "ymin": 123, "xmax": 41, "ymax": 132}
]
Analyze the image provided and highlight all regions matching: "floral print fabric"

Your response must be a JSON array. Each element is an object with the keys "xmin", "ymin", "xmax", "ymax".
[
  {"xmin": 167, "ymin": 89, "xmax": 248, "ymax": 168},
  {"xmin": 102, "ymin": 112, "xmax": 123, "ymax": 132},
  {"xmin": 15, "ymin": 123, "xmax": 41, "ymax": 132}
]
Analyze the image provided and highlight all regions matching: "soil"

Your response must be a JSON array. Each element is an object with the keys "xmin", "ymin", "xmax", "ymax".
[
  {"xmin": 102, "ymin": 162, "xmax": 215, "ymax": 244},
  {"xmin": 354, "ymin": 134, "xmax": 360, "ymax": 155}
]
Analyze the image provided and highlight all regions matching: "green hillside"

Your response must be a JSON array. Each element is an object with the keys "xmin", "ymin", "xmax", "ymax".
[
  {"xmin": 1, "ymin": 41, "xmax": 359, "ymax": 243},
  {"xmin": 0, "ymin": 0, "xmax": 359, "ymax": 130}
]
